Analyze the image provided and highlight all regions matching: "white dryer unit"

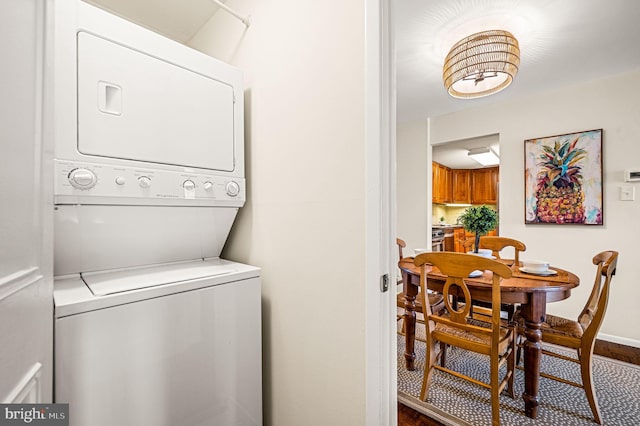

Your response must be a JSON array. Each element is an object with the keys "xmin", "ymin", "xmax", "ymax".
[
  {"xmin": 51, "ymin": 2, "xmax": 261, "ymax": 425},
  {"xmin": 53, "ymin": 0, "xmax": 244, "ymax": 180},
  {"xmin": 52, "ymin": 0, "xmax": 247, "ymax": 273}
]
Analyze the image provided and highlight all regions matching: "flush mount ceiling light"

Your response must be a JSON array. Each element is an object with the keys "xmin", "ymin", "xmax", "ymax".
[
  {"xmin": 443, "ymin": 30, "xmax": 520, "ymax": 99},
  {"xmin": 468, "ymin": 147, "xmax": 499, "ymax": 166}
]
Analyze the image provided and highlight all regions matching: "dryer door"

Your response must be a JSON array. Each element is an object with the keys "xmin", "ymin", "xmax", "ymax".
[{"xmin": 77, "ymin": 32, "xmax": 236, "ymax": 172}]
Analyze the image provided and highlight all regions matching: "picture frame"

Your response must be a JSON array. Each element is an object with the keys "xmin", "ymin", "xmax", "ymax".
[{"xmin": 524, "ymin": 129, "xmax": 603, "ymax": 225}]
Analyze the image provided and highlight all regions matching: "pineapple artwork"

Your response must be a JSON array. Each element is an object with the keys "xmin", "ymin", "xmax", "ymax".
[
  {"xmin": 535, "ymin": 139, "xmax": 586, "ymax": 223},
  {"xmin": 525, "ymin": 129, "xmax": 603, "ymax": 225}
]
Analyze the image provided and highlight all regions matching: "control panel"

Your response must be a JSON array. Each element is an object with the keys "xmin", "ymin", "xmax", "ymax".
[{"xmin": 55, "ymin": 160, "xmax": 245, "ymax": 206}]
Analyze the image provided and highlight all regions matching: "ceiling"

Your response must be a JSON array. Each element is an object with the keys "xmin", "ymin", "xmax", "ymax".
[
  {"xmin": 432, "ymin": 134, "xmax": 500, "ymax": 170},
  {"xmin": 86, "ymin": 0, "xmax": 640, "ymax": 169},
  {"xmin": 397, "ymin": 0, "xmax": 640, "ymax": 168},
  {"xmin": 85, "ymin": 0, "xmax": 226, "ymax": 43},
  {"xmin": 396, "ymin": 0, "xmax": 640, "ymax": 123}
]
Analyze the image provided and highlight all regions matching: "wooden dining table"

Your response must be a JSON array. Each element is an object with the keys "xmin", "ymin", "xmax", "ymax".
[{"xmin": 398, "ymin": 257, "xmax": 579, "ymax": 419}]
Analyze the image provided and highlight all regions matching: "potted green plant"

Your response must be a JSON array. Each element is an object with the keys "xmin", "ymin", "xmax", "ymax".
[{"xmin": 458, "ymin": 205, "xmax": 498, "ymax": 253}]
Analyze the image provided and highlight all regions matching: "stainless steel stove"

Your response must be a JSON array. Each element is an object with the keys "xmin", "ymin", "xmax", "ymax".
[{"xmin": 432, "ymin": 228, "xmax": 445, "ymax": 251}]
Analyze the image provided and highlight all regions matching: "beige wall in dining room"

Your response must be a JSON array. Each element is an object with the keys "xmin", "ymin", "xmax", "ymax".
[
  {"xmin": 397, "ymin": 119, "xmax": 430, "ymax": 255},
  {"xmin": 189, "ymin": 1, "xmax": 369, "ymax": 425},
  {"xmin": 426, "ymin": 68, "xmax": 640, "ymax": 346}
]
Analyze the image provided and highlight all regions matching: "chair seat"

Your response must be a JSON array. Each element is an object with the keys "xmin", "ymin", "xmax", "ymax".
[
  {"xmin": 514, "ymin": 310, "xmax": 584, "ymax": 339},
  {"xmin": 543, "ymin": 314, "xmax": 584, "ymax": 339},
  {"xmin": 434, "ymin": 315, "xmax": 514, "ymax": 354}
]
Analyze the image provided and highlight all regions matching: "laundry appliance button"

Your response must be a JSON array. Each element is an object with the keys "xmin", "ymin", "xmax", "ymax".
[
  {"xmin": 203, "ymin": 181, "xmax": 213, "ymax": 191},
  {"xmin": 225, "ymin": 181, "xmax": 240, "ymax": 197},
  {"xmin": 138, "ymin": 176, "xmax": 151, "ymax": 188},
  {"xmin": 183, "ymin": 180, "xmax": 196, "ymax": 191},
  {"xmin": 68, "ymin": 168, "xmax": 97, "ymax": 190}
]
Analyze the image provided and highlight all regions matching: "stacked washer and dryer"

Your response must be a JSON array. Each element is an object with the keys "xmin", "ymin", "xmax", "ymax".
[{"xmin": 51, "ymin": 2, "xmax": 261, "ymax": 425}]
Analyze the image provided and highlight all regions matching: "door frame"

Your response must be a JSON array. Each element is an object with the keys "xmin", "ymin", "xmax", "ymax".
[{"xmin": 365, "ymin": 0, "xmax": 396, "ymax": 424}]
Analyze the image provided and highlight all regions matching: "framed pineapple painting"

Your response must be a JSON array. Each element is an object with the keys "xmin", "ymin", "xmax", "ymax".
[{"xmin": 525, "ymin": 129, "xmax": 603, "ymax": 225}]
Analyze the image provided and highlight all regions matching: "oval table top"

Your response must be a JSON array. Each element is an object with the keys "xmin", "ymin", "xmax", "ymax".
[{"xmin": 399, "ymin": 257, "xmax": 579, "ymax": 303}]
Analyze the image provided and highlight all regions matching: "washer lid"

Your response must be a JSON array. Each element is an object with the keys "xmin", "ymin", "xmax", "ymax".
[{"xmin": 82, "ymin": 261, "xmax": 236, "ymax": 296}]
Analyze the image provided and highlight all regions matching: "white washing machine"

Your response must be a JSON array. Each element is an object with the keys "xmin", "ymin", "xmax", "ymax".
[
  {"xmin": 54, "ymin": 258, "xmax": 261, "ymax": 426},
  {"xmin": 51, "ymin": 2, "xmax": 261, "ymax": 425}
]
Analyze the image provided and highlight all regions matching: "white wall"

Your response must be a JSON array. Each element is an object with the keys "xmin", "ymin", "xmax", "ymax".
[
  {"xmin": 189, "ymin": 1, "xmax": 369, "ymax": 424},
  {"xmin": 426, "ymin": 69, "xmax": 640, "ymax": 346},
  {"xmin": 396, "ymin": 119, "xmax": 430, "ymax": 255}
]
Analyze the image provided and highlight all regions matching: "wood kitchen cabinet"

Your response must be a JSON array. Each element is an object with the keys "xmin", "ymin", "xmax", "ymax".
[
  {"xmin": 453, "ymin": 227, "xmax": 466, "ymax": 253},
  {"xmin": 433, "ymin": 164, "xmax": 498, "ymax": 205},
  {"xmin": 451, "ymin": 169, "xmax": 471, "ymax": 204},
  {"xmin": 442, "ymin": 167, "xmax": 452, "ymax": 203},
  {"xmin": 471, "ymin": 167, "xmax": 499, "ymax": 204},
  {"xmin": 432, "ymin": 162, "xmax": 452, "ymax": 204}
]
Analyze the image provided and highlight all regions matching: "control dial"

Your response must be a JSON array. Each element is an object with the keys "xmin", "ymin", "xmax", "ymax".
[
  {"xmin": 203, "ymin": 181, "xmax": 213, "ymax": 192},
  {"xmin": 68, "ymin": 168, "xmax": 97, "ymax": 190},
  {"xmin": 183, "ymin": 180, "xmax": 196, "ymax": 191},
  {"xmin": 138, "ymin": 176, "xmax": 151, "ymax": 188},
  {"xmin": 225, "ymin": 181, "xmax": 240, "ymax": 197}
]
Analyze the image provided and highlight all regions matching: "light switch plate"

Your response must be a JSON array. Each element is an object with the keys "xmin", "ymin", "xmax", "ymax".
[{"xmin": 620, "ymin": 186, "xmax": 635, "ymax": 201}]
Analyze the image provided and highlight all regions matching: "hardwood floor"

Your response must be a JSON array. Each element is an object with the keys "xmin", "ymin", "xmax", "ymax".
[
  {"xmin": 398, "ymin": 339, "xmax": 640, "ymax": 425},
  {"xmin": 398, "ymin": 402, "xmax": 445, "ymax": 426}
]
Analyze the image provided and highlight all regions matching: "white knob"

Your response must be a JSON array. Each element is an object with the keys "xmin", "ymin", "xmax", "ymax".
[
  {"xmin": 115, "ymin": 176, "xmax": 126, "ymax": 185},
  {"xmin": 225, "ymin": 181, "xmax": 240, "ymax": 197},
  {"xmin": 183, "ymin": 180, "xmax": 196, "ymax": 191},
  {"xmin": 138, "ymin": 176, "xmax": 151, "ymax": 188},
  {"xmin": 203, "ymin": 181, "xmax": 213, "ymax": 191},
  {"xmin": 68, "ymin": 168, "xmax": 97, "ymax": 190}
]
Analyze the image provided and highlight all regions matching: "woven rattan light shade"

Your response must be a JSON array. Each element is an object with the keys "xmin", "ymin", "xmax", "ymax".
[{"xmin": 443, "ymin": 30, "xmax": 520, "ymax": 99}]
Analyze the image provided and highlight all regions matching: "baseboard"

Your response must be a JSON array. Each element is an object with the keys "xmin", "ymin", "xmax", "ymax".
[
  {"xmin": 598, "ymin": 333, "xmax": 640, "ymax": 348},
  {"xmin": 595, "ymin": 336, "xmax": 640, "ymax": 365},
  {"xmin": 398, "ymin": 391, "xmax": 470, "ymax": 426}
]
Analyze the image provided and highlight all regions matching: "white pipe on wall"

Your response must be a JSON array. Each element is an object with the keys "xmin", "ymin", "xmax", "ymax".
[{"xmin": 210, "ymin": 0, "xmax": 251, "ymax": 27}]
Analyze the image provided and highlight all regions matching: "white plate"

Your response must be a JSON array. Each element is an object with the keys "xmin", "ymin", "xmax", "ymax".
[
  {"xmin": 519, "ymin": 267, "xmax": 558, "ymax": 276},
  {"xmin": 468, "ymin": 270, "xmax": 483, "ymax": 277}
]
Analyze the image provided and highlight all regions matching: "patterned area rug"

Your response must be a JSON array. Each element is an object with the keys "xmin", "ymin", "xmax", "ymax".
[{"xmin": 397, "ymin": 326, "xmax": 640, "ymax": 425}]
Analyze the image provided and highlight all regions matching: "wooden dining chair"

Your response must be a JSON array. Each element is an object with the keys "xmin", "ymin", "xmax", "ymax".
[
  {"xmin": 462, "ymin": 236, "xmax": 527, "ymax": 322},
  {"xmin": 477, "ymin": 236, "xmax": 526, "ymax": 266},
  {"xmin": 514, "ymin": 250, "xmax": 618, "ymax": 425},
  {"xmin": 396, "ymin": 238, "xmax": 445, "ymax": 335},
  {"xmin": 397, "ymin": 237, "xmax": 406, "ymax": 267},
  {"xmin": 414, "ymin": 252, "xmax": 516, "ymax": 426}
]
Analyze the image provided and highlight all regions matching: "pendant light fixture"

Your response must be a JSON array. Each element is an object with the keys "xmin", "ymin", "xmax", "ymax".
[{"xmin": 443, "ymin": 30, "xmax": 520, "ymax": 99}]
